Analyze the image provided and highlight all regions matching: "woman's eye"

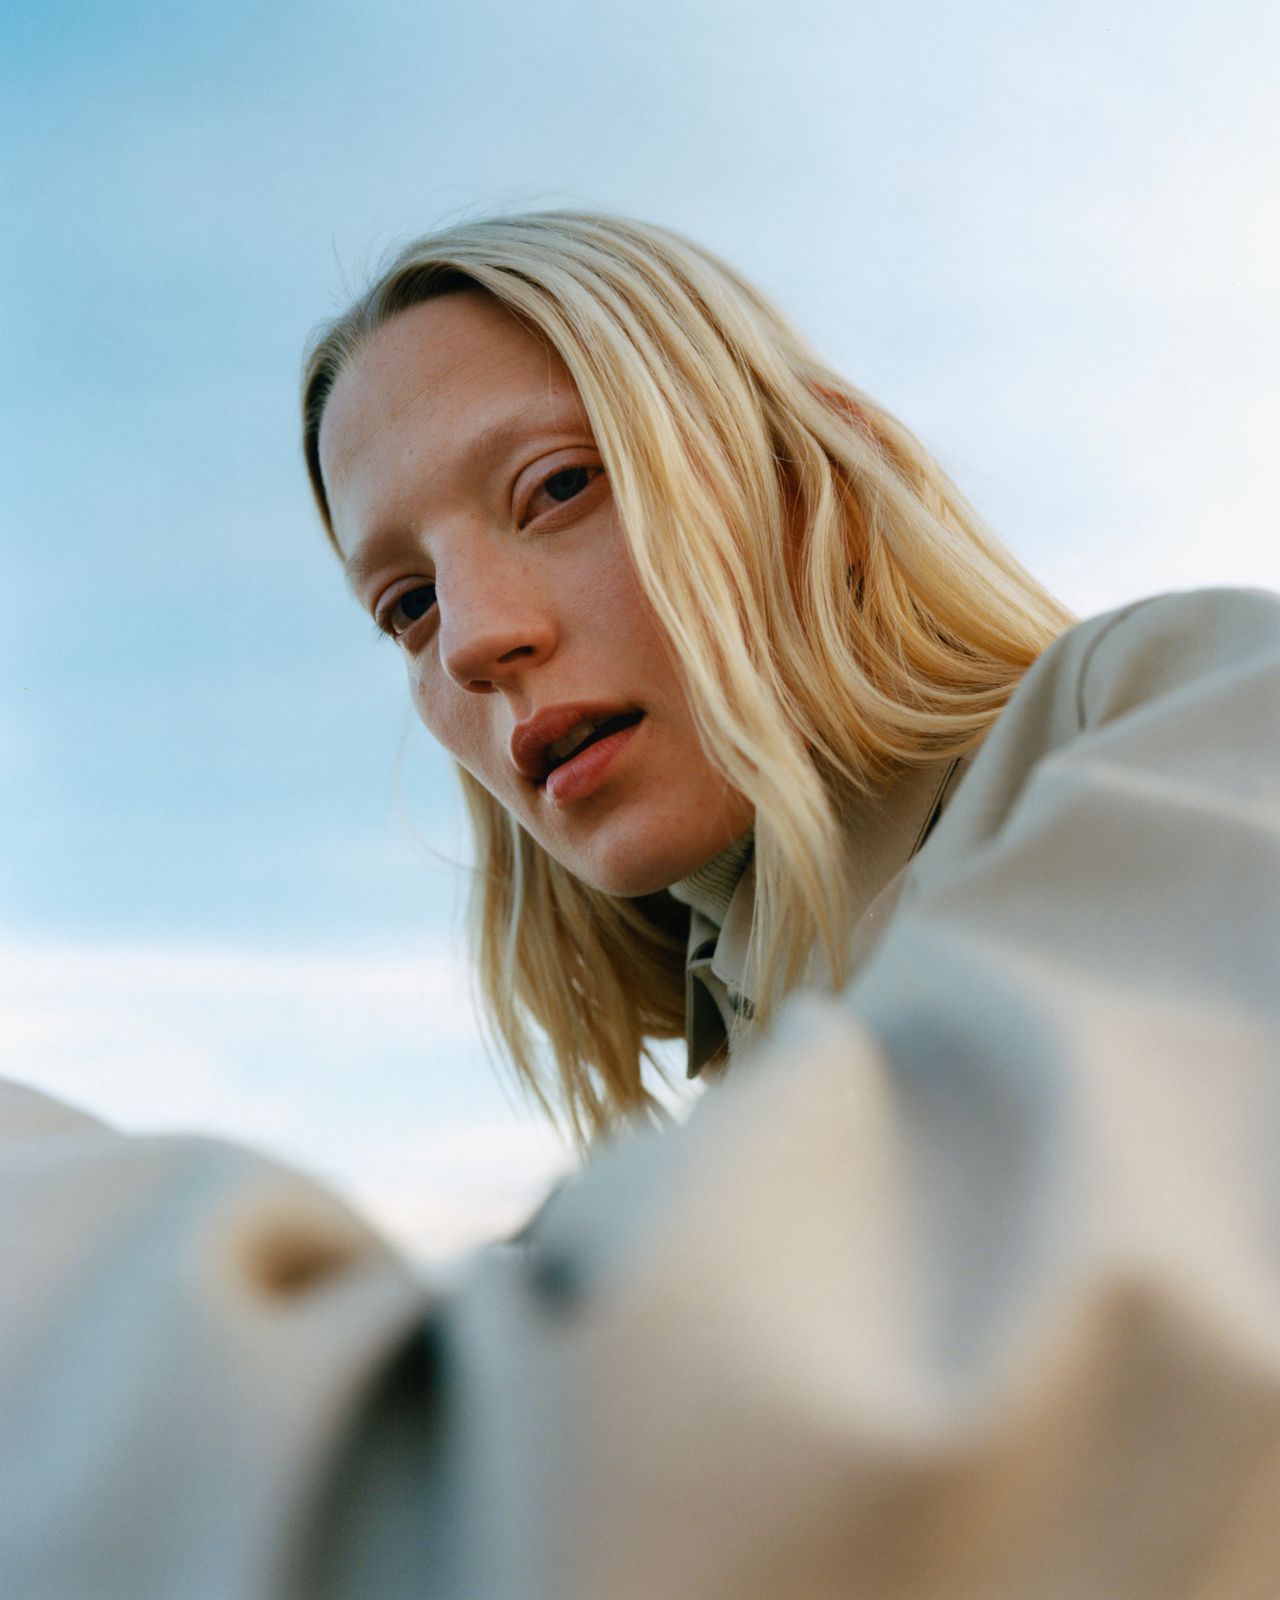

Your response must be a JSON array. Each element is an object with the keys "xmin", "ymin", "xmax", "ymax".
[
  {"xmin": 376, "ymin": 584, "xmax": 437, "ymax": 639},
  {"xmin": 544, "ymin": 466, "xmax": 593, "ymax": 502},
  {"xmin": 523, "ymin": 464, "xmax": 605, "ymax": 523}
]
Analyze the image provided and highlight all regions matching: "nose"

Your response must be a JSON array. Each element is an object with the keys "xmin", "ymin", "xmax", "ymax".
[{"xmin": 436, "ymin": 564, "xmax": 557, "ymax": 694}]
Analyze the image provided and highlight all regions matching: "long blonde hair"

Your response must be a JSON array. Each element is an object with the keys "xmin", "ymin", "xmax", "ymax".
[{"xmin": 302, "ymin": 210, "xmax": 1073, "ymax": 1144}]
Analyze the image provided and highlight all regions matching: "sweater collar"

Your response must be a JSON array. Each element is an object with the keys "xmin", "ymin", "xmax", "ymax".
[{"xmin": 666, "ymin": 829, "xmax": 755, "ymax": 930}]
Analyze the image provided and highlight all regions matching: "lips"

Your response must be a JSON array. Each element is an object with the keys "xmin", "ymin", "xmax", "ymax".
[{"xmin": 510, "ymin": 702, "xmax": 645, "ymax": 784}]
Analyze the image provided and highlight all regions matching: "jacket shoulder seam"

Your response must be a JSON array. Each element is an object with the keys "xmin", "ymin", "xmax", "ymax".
[{"xmin": 1072, "ymin": 595, "xmax": 1170, "ymax": 732}]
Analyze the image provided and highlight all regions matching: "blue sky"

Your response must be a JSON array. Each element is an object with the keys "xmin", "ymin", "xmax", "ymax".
[{"xmin": 4, "ymin": 0, "xmax": 1278, "ymax": 1260}]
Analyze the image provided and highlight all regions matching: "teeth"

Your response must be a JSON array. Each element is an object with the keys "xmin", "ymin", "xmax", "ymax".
[{"xmin": 545, "ymin": 720, "xmax": 601, "ymax": 765}]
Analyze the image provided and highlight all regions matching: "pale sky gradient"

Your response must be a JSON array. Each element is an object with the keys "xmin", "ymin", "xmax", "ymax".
[{"xmin": 4, "ymin": 0, "xmax": 1278, "ymax": 1260}]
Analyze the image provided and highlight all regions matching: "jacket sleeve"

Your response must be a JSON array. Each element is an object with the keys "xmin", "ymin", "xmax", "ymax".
[
  {"xmin": 0, "ymin": 1081, "xmax": 445, "ymax": 1600},
  {"xmin": 3, "ymin": 587, "xmax": 1278, "ymax": 1599}
]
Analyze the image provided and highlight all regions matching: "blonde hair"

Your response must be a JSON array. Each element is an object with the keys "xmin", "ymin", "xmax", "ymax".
[{"xmin": 302, "ymin": 210, "xmax": 1074, "ymax": 1144}]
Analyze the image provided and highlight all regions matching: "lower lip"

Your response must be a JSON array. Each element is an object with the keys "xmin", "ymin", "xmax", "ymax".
[{"xmin": 542, "ymin": 718, "xmax": 643, "ymax": 806}]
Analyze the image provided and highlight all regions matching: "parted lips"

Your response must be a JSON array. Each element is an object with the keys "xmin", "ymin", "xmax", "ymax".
[{"xmin": 510, "ymin": 703, "xmax": 645, "ymax": 783}]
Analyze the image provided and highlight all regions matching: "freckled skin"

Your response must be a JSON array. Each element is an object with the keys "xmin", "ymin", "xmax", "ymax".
[{"xmin": 320, "ymin": 292, "xmax": 753, "ymax": 896}]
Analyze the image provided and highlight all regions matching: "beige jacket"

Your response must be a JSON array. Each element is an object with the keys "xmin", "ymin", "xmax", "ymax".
[{"xmin": 2, "ymin": 586, "xmax": 1279, "ymax": 1599}]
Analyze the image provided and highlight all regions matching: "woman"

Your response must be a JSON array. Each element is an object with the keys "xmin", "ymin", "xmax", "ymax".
[
  {"xmin": 301, "ymin": 209, "xmax": 1075, "ymax": 1138},
  {"xmin": 1, "ymin": 212, "xmax": 1277, "ymax": 1599}
]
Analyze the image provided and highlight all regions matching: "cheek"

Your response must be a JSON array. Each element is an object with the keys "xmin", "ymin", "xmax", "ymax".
[
  {"xmin": 601, "ymin": 577, "xmax": 686, "ymax": 701},
  {"xmin": 580, "ymin": 540, "xmax": 671, "ymax": 666},
  {"xmin": 408, "ymin": 666, "xmax": 479, "ymax": 763}
]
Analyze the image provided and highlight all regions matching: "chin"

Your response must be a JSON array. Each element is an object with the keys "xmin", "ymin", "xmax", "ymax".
[
  {"xmin": 575, "ymin": 857, "xmax": 681, "ymax": 900},
  {"xmin": 569, "ymin": 826, "xmax": 747, "ymax": 900}
]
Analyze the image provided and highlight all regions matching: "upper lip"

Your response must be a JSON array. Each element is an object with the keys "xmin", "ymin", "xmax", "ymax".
[{"xmin": 510, "ymin": 701, "xmax": 642, "ymax": 783}]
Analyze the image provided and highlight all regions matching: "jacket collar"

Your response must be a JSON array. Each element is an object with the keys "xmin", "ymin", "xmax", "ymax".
[{"xmin": 679, "ymin": 756, "xmax": 966, "ymax": 1078}]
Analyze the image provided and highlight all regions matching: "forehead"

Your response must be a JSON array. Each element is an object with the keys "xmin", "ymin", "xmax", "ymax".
[{"xmin": 319, "ymin": 292, "xmax": 587, "ymax": 548}]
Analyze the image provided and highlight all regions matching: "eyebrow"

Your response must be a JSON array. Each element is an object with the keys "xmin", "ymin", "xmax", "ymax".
[
  {"xmin": 340, "ymin": 403, "xmax": 593, "ymax": 596},
  {"xmin": 343, "ymin": 539, "xmax": 401, "ymax": 598}
]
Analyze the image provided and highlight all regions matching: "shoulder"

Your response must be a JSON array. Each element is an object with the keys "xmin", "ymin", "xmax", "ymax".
[
  {"xmin": 924, "ymin": 587, "xmax": 1280, "ymax": 860},
  {"xmin": 980, "ymin": 585, "xmax": 1280, "ymax": 757},
  {"xmin": 1029, "ymin": 585, "xmax": 1280, "ymax": 731},
  {"xmin": 1058, "ymin": 586, "xmax": 1280, "ymax": 728}
]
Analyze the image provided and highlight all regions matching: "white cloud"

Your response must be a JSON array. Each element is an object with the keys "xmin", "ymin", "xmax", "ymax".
[{"xmin": 351, "ymin": 1119, "xmax": 578, "ymax": 1265}]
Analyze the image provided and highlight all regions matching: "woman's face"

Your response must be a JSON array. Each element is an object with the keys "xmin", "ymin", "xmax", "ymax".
[{"xmin": 320, "ymin": 291, "xmax": 753, "ymax": 897}]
